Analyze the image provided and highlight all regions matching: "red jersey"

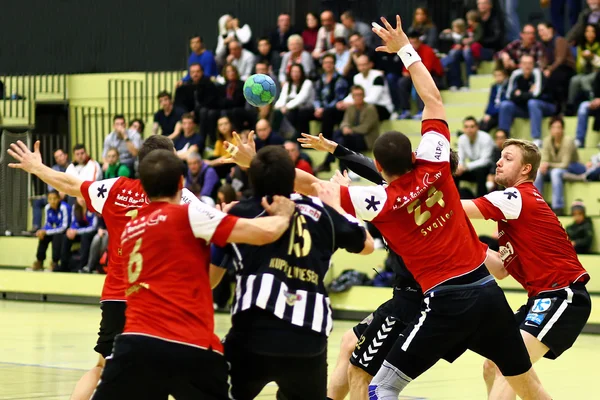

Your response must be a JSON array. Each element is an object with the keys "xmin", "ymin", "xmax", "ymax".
[
  {"xmin": 296, "ymin": 159, "xmax": 314, "ymax": 175},
  {"xmin": 119, "ymin": 201, "xmax": 237, "ymax": 352},
  {"xmin": 473, "ymin": 182, "xmax": 589, "ymax": 297},
  {"xmin": 340, "ymin": 120, "xmax": 487, "ymax": 293}
]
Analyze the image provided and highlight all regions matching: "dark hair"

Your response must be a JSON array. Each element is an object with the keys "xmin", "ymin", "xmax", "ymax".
[
  {"xmin": 73, "ymin": 143, "xmax": 86, "ymax": 152},
  {"xmin": 48, "ymin": 189, "xmax": 60, "ymax": 198},
  {"xmin": 54, "ymin": 148, "xmax": 66, "ymax": 155},
  {"xmin": 494, "ymin": 67, "xmax": 508, "ymax": 75},
  {"xmin": 463, "ymin": 116, "xmax": 478, "ymax": 125},
  {"xmin": 579, "ymin": 23, "xmax": 600, "ymax": 47},
  {"xmin": 412, "ymin": 7, "xmax": 433, "ymax": 28},
  {"xmin": 249, "ymin": 146, "xmax": 296, "ymax": 198},
  {"xmin": 181, "ymin": 112, "xmax": 195, "ymax": 122},
  {"xmin": 351, "ymin": 85, "xmax": 365, "ymax": 94},
  {"xmin": 322, "ymin": 53, "xmax": 336, "ymax": 63},
  {"xmin": 157, "ymin": 91, "xmax": 172, "ymax": 100},
  {"xmin": 450, "ymin": 148, "xmax": 459, "ymax": 175},
  {"xmin": 407, "ymin": 29, "xmax": 423, "ymax": 39},
  {"xmin": 74, "ymin": 199, "xmax": 85, "ymax": 222},
  {"xmin": 222, "ymin": 63, "xmax": 240, "ymax": 81},
  {"xmin": 218, "ymin": 184, "xmax": 238, "ymax": 204},
  {"xmin": 190, "ymin": 34, "xmax": 203, "ymax": 42},
  {"xmin": 138, "ymin": 135, "xmax": 175, "ymax": 163},
  {"xmin": 129, "ymin": 118, "xmax": 145, "ymax": 134},
  {"xmin": 333, "ymin": 37, "xmax": 347, "ymax": 46},
  {"xmin": 349, "ymin": 32, "xmax": 363, "ymax": 40},
  {"xmin": 139, "ymin": 150, "xmax": 185, "ymax": 199},
  {"xmin": 341, "ymin": 10, "xmax": 355, "ymax": 21},
  {"xmin": 466, "ymin": 10, "xmax": 480, "ymax": 22},
  {"xmin": 286, "ymin": 63, "xmax": 306, "ymax": 95},
  {"xmin": 548, "ymin": 115, "xmax": 564, "ymax": 128},
  {"xmin": 495, "ymin": 129, "xmax": 509, "ymax": 139},
  {"xmin": 113, "ymin": 114, "xmax": 125, "ymax": 123},
  {"xmin": 373, "ymin": 131, "xmax": 414, "ymax": 176},
  {"xmin": 537, "ymin": 21, "xmax": 554, "ymax": 31},
  {"xmin": 189, "ymin": 62, "xmax": 203, "ymax": 72},
  {"xmin": 258, "ymin": 36, "xmax": 271, "ymax": 44}
]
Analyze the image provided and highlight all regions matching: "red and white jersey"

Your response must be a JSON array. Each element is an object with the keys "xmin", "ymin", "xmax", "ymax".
[
  {"xmin": 119, "ymin": 201, "xmax": 238, "ymax": 352},
  {"xmin": 473, "ymin": 182, "xmax": 589, "ymax": 297},
  {"xmin": 340, "ymin": 120, "xmax": 487, "ymax": 293}
]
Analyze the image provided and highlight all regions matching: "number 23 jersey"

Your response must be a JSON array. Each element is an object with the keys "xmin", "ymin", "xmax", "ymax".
[{"xmin": 340, "ymin": 120, "xmax": 487, "ymax": 293}]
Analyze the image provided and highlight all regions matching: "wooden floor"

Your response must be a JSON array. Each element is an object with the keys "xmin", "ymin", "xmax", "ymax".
[{"xmin": 0, "ymin": 301, "xmax": 599, "ymax": 399}]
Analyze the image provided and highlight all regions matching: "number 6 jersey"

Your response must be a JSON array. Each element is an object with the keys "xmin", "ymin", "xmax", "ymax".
[{"xmin": 340, "ymin": 120, "xmax": 487, "ymax": 293}]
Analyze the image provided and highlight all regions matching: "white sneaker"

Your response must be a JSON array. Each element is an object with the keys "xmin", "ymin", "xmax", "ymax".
[
  {"xmin": 533, "ymin": 139, "xmax": 543, "ymax": 149},
  {"xmin": 449, "ymin": 86, "xmax": 458, "ymax": 92},
  {"xmin": 459, "ymin": 86, "xmax": 469, "ymax": 92},
  {"xmin": 390, "ymin": 111, "xmax": 399, "ymax": 120},
  {"xmin": 574, "ymin": 139, "xmax": 583, "ymax": 148}
]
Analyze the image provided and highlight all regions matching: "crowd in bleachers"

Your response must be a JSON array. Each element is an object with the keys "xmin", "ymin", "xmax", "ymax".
[{"xmin": 30, "ymin": 0, "xmax": 600, "ymax": 272}]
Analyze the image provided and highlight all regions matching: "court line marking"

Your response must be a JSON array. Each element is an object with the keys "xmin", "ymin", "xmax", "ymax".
[{"xmin": 0, "ymin": 361, "xmax": 89, "ymax": 371}]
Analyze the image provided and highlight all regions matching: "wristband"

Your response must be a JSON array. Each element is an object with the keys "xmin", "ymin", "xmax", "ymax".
[{"xmin": 397, "ymin": 44, "xmax": 421, "ymax": 68}]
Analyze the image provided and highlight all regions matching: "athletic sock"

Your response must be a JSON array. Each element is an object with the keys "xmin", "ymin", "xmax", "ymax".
[{"xmin": 368, "ymin": 361, "xmax": 412, "ymax": 399}]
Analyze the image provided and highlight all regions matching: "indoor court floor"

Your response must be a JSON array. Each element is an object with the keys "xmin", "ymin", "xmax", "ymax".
[{"xmin": 0, "ymin": 300, "xmax": 599, "ymax": 399}]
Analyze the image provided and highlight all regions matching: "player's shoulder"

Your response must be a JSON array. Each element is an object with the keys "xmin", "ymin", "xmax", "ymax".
[{"xmin": 229, "ymin": 198, "xmax": 265, "ymax": 218}]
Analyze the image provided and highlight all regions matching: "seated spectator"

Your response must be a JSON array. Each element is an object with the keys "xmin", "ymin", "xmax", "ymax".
[
  {"xmin": 477, "ymin": 0, "xmax": 505, "ymax": 54},
  {"xmin": 226, "ymin": 164, "xmax": 252, "ymax": 200},
  {"xmin": 152, "ymin": 91, "xmax": 185, "ymax": 139},
  {"xmin": 174, "ymin": 63, "xmax": 219, "ymax": 143},
  {"xmin": 313, "ymin": 53, "xmax": 349, "ymax": 139},
  {"xmin": 182, "ymin": 35, "xmax": 217, "ymax": 81},
  {"xmin": 537, "ymin": 22, "xmax": 576, "ymax": 107},
  {"xmin": 102, "ymin": 114, "xmax": 141, "ymax": 174},
  {"xmin": 567, "ymin": 23, "xmax": 600, "ymax": 113},
  {"xmin": 575, "ymin": 68, "xmax": 600, "ymax": 147},
  {"xmin": 343, "ymin": 33, "xmax": 376, "ymax": 79},
  {"xmin": 284, "ymin": 141, "xmax": 313, "ymax": 174},
  {"xmin": 564, "ymin": 144, "xmax": 600, "ymax": 181},
  {"xmin": 273, "ymin": 63, "xmax": 315, "ymax": 139},
  {"xmin": 317, "ymin": 85, "xmax": 379, "ymax": 173},
  {"xmin": 217, "ymin": 184, "xmax": 237, "ymax": 205},
  {"xmin": 439, "ymin": 17, "xmax": 467, "ymax": 52},
  {"xmin": 59, "ymin": 197, "xmax": 98, "ymax": 273},
  {"xmin": 567, "ymin": 0, "xmax": 600, "ymax": 43},
  {"xmin": 32, "ymin": 190, "xmax": 70, "ymax": 272},
  {"xmin": 278, "ymin": 34, "xmax": 315, "ymax": 84},
  {"xmin": 174, "ymin": 113, "xmax": 204, "ymax": 160},
  {"xmin": 185, "ymin": 152, "xmax": 220, "ymax": 205},
  {"xmin": 498, "ymin": 54, "xmax": 556, "ymax": 148},
  {"xmin": 566, "ymin": 200, "xmax": 594, "ymax": 254},
  {"xmin": 129, "ymin": 119, "xmax": 145, "ymax": 136},
  {"xmin": 255, "ymin": 37, "xmax": 282, "ymax": 77},
  {"xmin": 66, "ymin": 144, "xmax": 102, "ymax": 182},
  {"xmin": 103, "ymin": 148, "xmax": 131, "ymax": 178},
  {"xmin": 302, "ymin": 12, "xmax": 320, "ymax": 53},
  {"xmin": 216, "ymin": 15, "xmax": 253, "ymax": 66},
  {"xmin": 486, "ymin": 129, "xmax": 508, "ymax": 192},
  {"xmin": 455, "ymin": 117, "xmax": 495, "ymax": 197},
  {"xmin": 312, "ymin": 10, "xmax": 348, "ymax": 60},
  {"xmin": 409, "ymin": 7, "xmax": 438, "ymax": 48},
  {"xmin": 218, "ymin": 64, "xmax": 252, "ymax": 131},
  {"xmin": 255, "ymin": 118, "xmax": 284, "ymax": 150},
  {"xmin": 82, "ymin": 218, "xmax": 107, "ymax": 274},
  {"xmin": 377, "ymin": 48, "xmax": 404, "ymax": 117},
  {"xmin": 226, "ymin": 40, "xmax": 255, "ymax": 81},
  {"xmin": 270, "ymin": 13, "xmax": 298, "ymax": 54},
  {"xmin": 31, "ymin": 148, "xmax": 69, "ymax": 232},
  {"xmin": 497, "ymin": 24, "xmax": 546, "ymax": 72},
  {"xmin": 340, "ymin": 10, "xmax": 376, "ymax": 49},
  {"xmin": 397, "ymin": 32, "xmax": 444, "ymax": 120},
  {"xmin": 480, "ymin": 68, "xmax": 509, "ymax": 132},
  {"xmin": 211, "ymin": 116, "xmax": 235, "ymax": 161},
  {"xmin": 342, "ymin": 54, "xmax": 393, "ymax": 121},
  {"xmin": 328, "ymin": 37, "xmax": 350, "ymax": 75},
  {"xmin": 534, "ymin": 116, "xmax": 586, "ymax": 215}
]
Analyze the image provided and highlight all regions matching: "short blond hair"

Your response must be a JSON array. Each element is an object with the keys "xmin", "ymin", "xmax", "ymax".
[
  {"xmin": 502, "ymin": 139, "xmax": 541, "ymax": 180},
  {"xmin": 287, "ymin": 34, "xmax": 303, "ymax": 47}
]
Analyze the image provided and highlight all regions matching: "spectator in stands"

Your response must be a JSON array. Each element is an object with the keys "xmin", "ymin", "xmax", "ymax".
[
  {"xmin": 343, "ymin": 33, "xmax": 376, "ymax": 79},
  {"xmin": 486, "ymin": 129, "xmax": 508, "ymax": 192},
  {"xmin": 226, "ymin": 40, "xmax": 255, "ymax": 81},
  {"xmin": 218, "ymin": 64, "xmax": 252, "ymax": 131},
  {"xmin": 102, "ymin": 115, "xmax": 141, "ymax": 174},
  {"xmin": 498, "ymin": 54, "xmax": 556, "ymax": 148},
  {"xmin": 567, "ymin": 23, "xmax": 600, "ymax": 113},
  {"xmin": 217, "ymin": 184, "xmax": 237, "ymax": 205},
  {"xmin": 316, "ymin": 85, "xmax": 379, "ymax": 173},
  {"xmin": 209, "ymin": 116, "xmax": 239, "ymax": 179},
  {"xmin": 255, "ymin": 37, "xmax": 282, "ymax": 77},
  {"xmin": 397, "ymin": 31, "xmax": 444, "ymax": 120},
  {"xmin": 59, "ymin": 197, "xmax": 98, "ymax": 273},
  {"xmin": 480, "ymin": 68, "xmax": 509, "ymax": 132},
  {"xmin": 534, "ymin": 116, "xmax": 586, "ymax": 215},
  {"xmin": 31, "ymin": 148, "xmax": 69, "ymax": 232},
  {"xmin": 174, "ymin": 113, "xmax": 204, "ymax": 160},
  {"xmin": 455, "ymin": 116, "xmax": 495, "ymax": 197},
  {"xmin": 226, "ymin": 164, "xmax": 252, "ymax": 200},
  {"xmin": 185, "ymin": 152, "xmax": 220, "ymax": 205},
  {"xmin": 409, "ymin": 7, "xmax": 438, "ymax": 48},
  {"xmin": 83, "ymin": 218, "xmax": 107, "ymax": 274},
  {"xmin": 575, "ymin": 66, "xmax": 600, "ymax": 147},
  {"xmin": 174, "ymin": 63, "xmax": 219, "ymax": 143},
  {"xmin": 542, "ymin": 0, "xmax": 582, "ymax": 37},
  {"xmin": 33, "ymin": 190, "xmax": 69, "ymax": 272},
  {"xmin": 129, "ymin": 119, "xmax": 145, "ymax": 136},
  {"xmin": 340, "ymin": 10, "xmax": 376, "ymax": 49},
  {"xmin": 497, "ymin": 24, "xmax": 546, "ymax": 71},
  {"xmin": 477, "ymin": 0, "xmax": 506, "ymax": 53},
  {"xmin": 182, "ymin": 35, "xmax": 217, "ymax": 80},
  {"xmin": 255, "ymin": 118, "xmax": 284, "ymax": 150},
  {"xmin": 273, "ymin": 63, "xmax": 315, "ymax": 139},
  {"xmin": 313, "ymin": 53, "xmax": 349, "ymax": 139},
  {"xmin": 152, "ymin": 91, "xmax": 184, "ymax": 139},
  {"xmin": 270, "ymin": 13, "xmax": 297, "ymax": 54},
  {"xmin": 284, "ymin": 141, "xmax": 313, "ymax": 175},
  {"xmin": 565, "ymin": 145, "xmax": 600, "ymax": 181},
  {"xmin": 566, "ymin": 200, "xmax": 594, "ymax": 254},
  {"xmin": 103, "ymin": 148, "xmax": 131, "ymax": 178},
  {"xmin": 329, "ymin": 37, "xmax": 350, "ymax": 75},
  {"xmin": 278, "ymin": 34, "xmax": 315, "ymax": 84},
  {"xmin": 537, "ymin": 21, "xmax": 576, "ymax": 106},
  {"xmin": 216, "ymin": 15, "xmax": 253, "ymax": 66},
  {"xmin": 312, "ymin": 11, "xmax": 347, "ymax": 60},
  {"xmin": 567, "ymin": 0, "xmax": 600, "ymax": 43},
  {"xmin": 302, "ymin": 12, "xmax": 320, "ymax": 53},
  {"xmin": 66, "ymin": 144, "xmax": 102, "ymax": 182}
]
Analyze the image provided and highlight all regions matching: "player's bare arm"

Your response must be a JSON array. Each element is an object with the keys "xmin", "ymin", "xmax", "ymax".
[
  {"xmin": 372, "ymin": 16, "xmax": 446, "ymax": 121},
  {"xmin": 209, "ymin": 264, "xmax": 226, "ymax": 289},
  {"xmin": 8, "ymin": 140, "xmax": 83, "ymax": 197},
  {"xmin": 484, "ymin": 249, "xmax": 509, "ymax": 280},
  {"xmin": 461, "ymin": 200, "xmax": 485, "ymax": 219}
]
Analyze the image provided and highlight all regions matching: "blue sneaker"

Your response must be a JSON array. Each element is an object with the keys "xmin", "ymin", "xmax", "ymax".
[
  {"xmin": 411, "ymin": 112, "xmax": 423, "ymax": 120},
  {"xmin": 397, "ymin": 110, "xmax": 412, "ymax": 120}
]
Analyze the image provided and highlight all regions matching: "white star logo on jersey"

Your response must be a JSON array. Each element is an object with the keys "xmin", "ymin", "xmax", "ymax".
[
  {"xmin": 122, "ymin": 189, "xmax": 126, "ymax": 194},
  {"xmin": 134, "ymin": 192, "xmax": 139, "ymax": 197},
  {"xmin": 128, "ymin": 190, "xmax": 132, "ymax": 195}
]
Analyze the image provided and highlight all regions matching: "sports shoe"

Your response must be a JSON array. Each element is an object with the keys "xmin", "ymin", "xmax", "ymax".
[
  {"xmin": 449, "ymin": 86, "xmax": 458, "ymax": 92},
  {"xmin": 412, "ymin": 112, "xmax": 423, "ymax": 120},
  {"xmin": 397, "ymin": 110, "xmax": 412, "ymax": 120},
  {"xmin": 29, "ymin": 260, "xmax": 43, "ymax": 271},
  {"xmin": 574, "ymin": 139, "xmax": 583, "ymax": 148}
]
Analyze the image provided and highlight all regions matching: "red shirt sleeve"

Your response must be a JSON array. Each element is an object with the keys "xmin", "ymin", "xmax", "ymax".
[
  {"xmin": 80, "ymin": 181, "xmax": 98, "ymax": 214},
  {"xmin": 211, "ymin": 215, "xmax": 239, "ymax": 247},
  {"xmin": 340, "ymin": 186, "xmax": 357, "ymax": 217},
  {"xmin": 472, "ymin": 197, "xmax": 505, "ymax": 221},
  {"xmin": 421, "ymin": 119, "xmax": 450, "ymax": 141},
  {"xmin": 296, "ymin": 159, "xmax": 314, "ymax": 175}
]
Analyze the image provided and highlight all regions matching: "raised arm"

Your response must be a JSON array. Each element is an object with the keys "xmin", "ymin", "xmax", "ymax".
[
  {"xmin": 372, "ymin": 16, "xmax": 445, "ymax": 121},
  {"xmin": 461, "ymin": 199, "xmax": 485, "ymax": 219}
]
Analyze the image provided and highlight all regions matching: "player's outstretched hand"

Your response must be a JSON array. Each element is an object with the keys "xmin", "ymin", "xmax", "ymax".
[
  {"xmin": 312, "ymin": 181, "xmax": 342, "ymax": 210},
  {"xmin": 262, "ymin": 195, "xmax": 296, "ymax": 218},
  {"xmin": 330, "ymin": 170, "xmax": 351, "ymax": 187},
  {"xmin": 222, "ymin": 130, "xmax": 257, "ymax": 168},
  {"xmin": 216, "ymin": 201, "xmax": 239, "ymax": 214},
  {"xmin": 298, "ymin": 133, "xmax": 337, "ymax": 154},
  {"xmin": 7, "ymin": 140, "xmax": 43, "ymax": 174},
  {"xmin": 372, "ymin": 15, "xmax": 409, "ymax": 54}
]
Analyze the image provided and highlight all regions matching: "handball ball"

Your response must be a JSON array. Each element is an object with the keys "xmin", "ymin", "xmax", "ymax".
[{"xmin": 243, "ymin": 74, "xmax": 277, "ymax": 107}]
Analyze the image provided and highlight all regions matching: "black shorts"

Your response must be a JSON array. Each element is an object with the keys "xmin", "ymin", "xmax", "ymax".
[
  {"xmin": 91, "ymin": 334, "xmax": 228, "ymax": 400},
  {"xmin": 224, "ymin": 333, "xmax": 327, "ymax": 400},
  {"xmin": 515, "ymin": 283, "xmax": 591, "ymax": 359},
  {"xmin": 94, "ymin": 301, "xmax": 126, "ymax": 358},
  {"xmin": 381, "ymin": 279, "xmax": 532, "ymax": 380}
]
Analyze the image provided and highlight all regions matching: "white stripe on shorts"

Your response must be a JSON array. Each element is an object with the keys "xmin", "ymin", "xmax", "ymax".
[
  {"xmin": 255, "ymin": 273, "xmax": 274, "ymax": 309},
  {"xmin": 401, "ymin": 296, "xmax": 431, "ymax": 351},
  {"xmin": 537, "ymin": 287, "xmax": 574, "ymax": 341}
]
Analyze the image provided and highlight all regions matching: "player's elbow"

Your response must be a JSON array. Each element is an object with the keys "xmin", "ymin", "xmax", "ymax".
[
  {"xmin": 209, "ymin": 265, "xmax": 227, "ymax": 289},
  {"xmin": 358, "ymin": 234, "xmax": 375, "ymax": 255},
  {"xmin": 493, "ymin": 268, "xmax": 509, "ymax": 280}
]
